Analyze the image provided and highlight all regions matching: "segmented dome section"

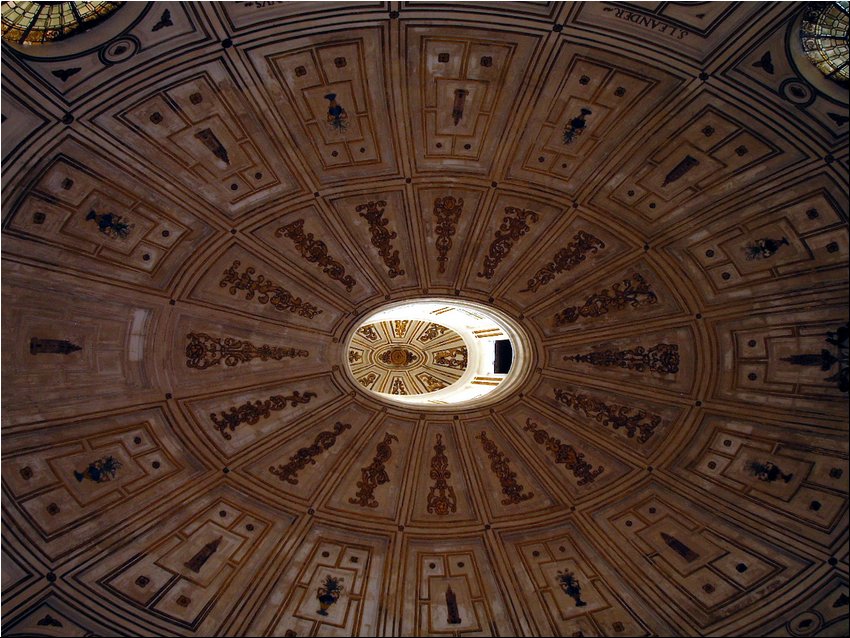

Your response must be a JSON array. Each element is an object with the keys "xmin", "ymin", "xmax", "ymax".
[
  {"xmin": 348, "ymin": 320, "xmax": 467, "ymax": 396},
  {"xmin": 800, "ymin": 0, "xmax": 850, "ymax": 84},
  {"xmin": 1, "ymin": 1, "xmax": 122, "ymax": 45}
]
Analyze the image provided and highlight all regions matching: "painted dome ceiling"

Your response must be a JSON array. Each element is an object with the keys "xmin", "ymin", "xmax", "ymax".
[
  {"xmin": 0, "ymin": 2, "xmax": 848, "ymax": 637},
  {"xmin": 349, "ymin": 320, "xmax": 468, "ymax": 396}
]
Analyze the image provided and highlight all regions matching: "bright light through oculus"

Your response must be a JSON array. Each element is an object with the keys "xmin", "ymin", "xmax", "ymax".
[{"xmin": 346, "ymin": 300, "xmax": 527, "ymax": 407}]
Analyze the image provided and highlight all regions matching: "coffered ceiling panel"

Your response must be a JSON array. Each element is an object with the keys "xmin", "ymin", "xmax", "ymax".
[{"xmin": 1, "ymin": 2, "xmax": 847, "ymax": 636}]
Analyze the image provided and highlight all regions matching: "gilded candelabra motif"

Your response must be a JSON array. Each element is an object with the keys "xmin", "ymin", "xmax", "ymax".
[
  {"xmin": 523, "ymin": 419, "xmax": 603, "ymax": 485},
  {"xmin": 275, "ymin": 219, "xmax": 357, "ymax": 291},
  {"xmin": 392, "ymin": 320, "xmax": 410, "ymax": 338},
  {"xmin": 476, "ymin": 431, "xmax": 533, "ymax": 505},
  {"xmin": 269, "ymin": 421, "xmax": 351, "ymax": 484},
  {"xmin": 565, "ymin": 343, "xmax": 679, "ymax": 374},
  {"xmin": 520, "ymin": 231, "xmax": 605, "ymax": 293},
  {"xmin": 553, "ymin": 388, "xmax": 660, "ymax": 443},
  {"xmin": 427, "ymin": 433, "xmax": 458, "ymax": 515},
  {"xmin": 210, "ymin": 390, "xmax": 316, "ymax": 440},
  {"xmin": 433, "ymin": 196, "xmax": 463, "ymax": 273},
  {"xmin": 356, "ymin": 200, "xmax": 405, "ymax": 277},
  {"xmin": 220, "ymin": 260, "xmax": 322, "ymax": 318},
  {"xmin": 185, "ymin": 332, "xmax": 308, "ymax": 369},
  {"xmin": 349, "ymin": 433, "xmax": 398, "ymax": 508},
  {"xmin": 555, "ymin": 273, "xmax": 656, "ymax": 325},
  {"xmin": 478, "ymin": 207, "xmax": 540, "ymax": 279}
]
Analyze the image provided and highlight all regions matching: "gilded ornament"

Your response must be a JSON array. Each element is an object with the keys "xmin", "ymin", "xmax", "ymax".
[
  {"xmin": 521, "ymin": 231, "xmax": 605, "ymax": 293},
  {"xmin": 379, "ymin": 348, "xmax": 418, "ymax": 366},
  {"xmin": 523, "ymin": 419, "xmax": 604, "ymax": 485},
  {"xmin": 417, "ymin": 372, "xmax": 448, "ymax": 392},
  {"xmin": 210, "ymin": 390, "xmax": 317, "ymax": 439},
  {"xmin": 275, "ymin": 219, "xmax": 357, "ymax": 291},
  {"xmin": 478, "ymin": 207, "xmax": 540, "ymax": 279},
  {"xmin": 220, "ymin": 260, "xmax": 322, "ymax": 318},
  {"xmin": 553, "ymin": 388, "xmax": 660, "ymax": 443},
  {"xmin": 357, "ymin": 324, "xmax": 380, "ymax": 341},
  {"xmin": 555, "ymin": 273, "xmax": 656, "ymax": 325},
  {"xmin": 476, "ymin": 431, "xmax": 533, "ymax": 505},
  {"xmin": 185, "ymin": 332, "xmax": 308, "ymax": 369},
  {"xmin": 349, "ymin": 433, "xmax": 398, "ymax": 508},
  {"xmin": 433, "ymin": 346, "xmax": 468, "ymax": 370},
  {"xmin": 390, "ymin": 377, "xmax": 408, "ymax": 395},
  {"xmin": 392, "ymin": 320, "xmax": 410, "ymax": 338},
  {"xmin": 433, "ymin": 196, "xmax": 463, "ymax": 273},
  {"xmin": 566, "ymin": 343, "xmax": 679, "ymax": 374},
  {"xmin": 358, "ymin": 372, "xmax": 379, "ymax": 388},
  {"xmin": 418, "ymin": 322, "xmax": 450, "ymax": 343},
  {"xmin": 427, "ymin": 433, "xmax": 458, "ymax": 515},
  {"xmin": 356, "ymin": 200, "xmax": 405, "ymax": 277},
  {"xmin": 269, "ymin": 421, "xmax": 351, "ymax": 484}
]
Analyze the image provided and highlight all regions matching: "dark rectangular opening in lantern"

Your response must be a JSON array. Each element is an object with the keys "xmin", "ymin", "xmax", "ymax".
[{"xmin": 494, "ymin": 339, "xmax": 513, "ymax": 374}]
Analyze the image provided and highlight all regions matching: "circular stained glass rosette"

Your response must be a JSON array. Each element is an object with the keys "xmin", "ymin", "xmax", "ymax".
[
  {"xmin": 800, "ymin": 1, "xmax": 850, "ymax": 84},
  {"xmin": 1, "ymin": 1, "xmax": 122, "ymax": 45}
]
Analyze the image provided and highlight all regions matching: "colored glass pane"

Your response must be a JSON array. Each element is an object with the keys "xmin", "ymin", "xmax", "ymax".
[
  {"xmin": 800, "ymin": 1, "xmax": 850, "ymax": 84},
  {"xmin": 1, "ymin": 1, "xmax": 122, "ymax": 45}
]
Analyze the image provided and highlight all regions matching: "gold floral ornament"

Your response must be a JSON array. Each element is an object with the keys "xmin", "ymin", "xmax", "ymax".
[{"xmin": 1, "ymin": 2, "xmax": 123, "ymax": 45}]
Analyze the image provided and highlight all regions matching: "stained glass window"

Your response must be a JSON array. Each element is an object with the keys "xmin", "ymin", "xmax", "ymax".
[
  {"xmin": 1, "ymin": 1, "xmax": 122, "ymax": 45},
  {"xmin": 800, "ymin": 1, "xmax": 850, "ymax": 85}
]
